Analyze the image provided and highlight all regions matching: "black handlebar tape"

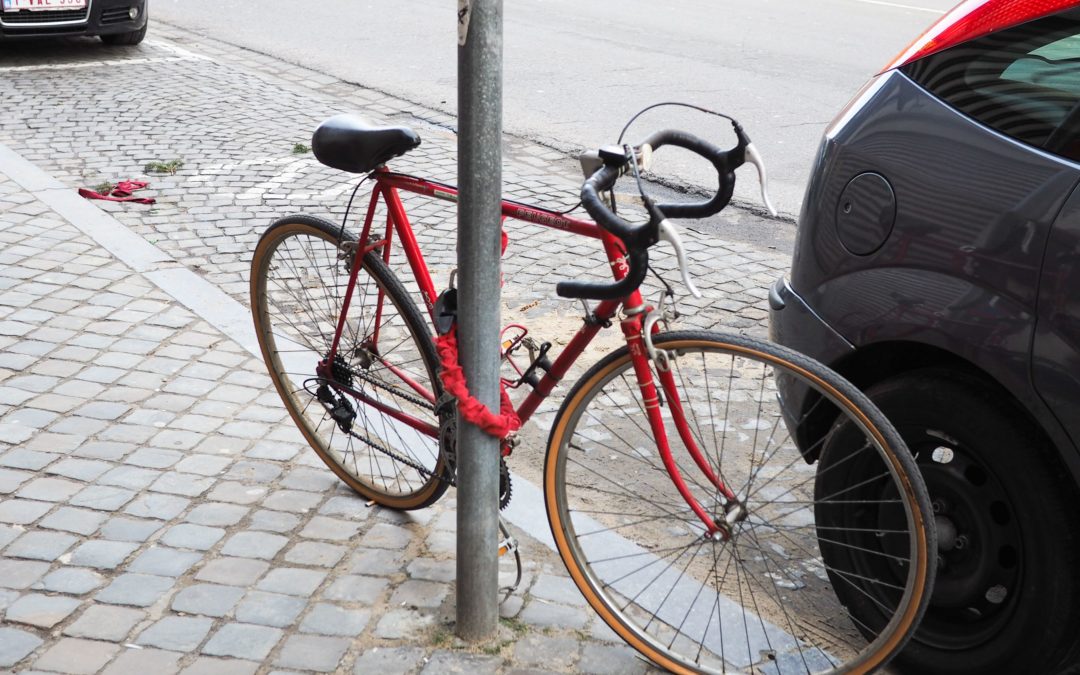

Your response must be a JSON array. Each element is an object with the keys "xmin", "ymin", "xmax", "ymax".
[
  {"xmin": 561, "ymin": 162, "xmax": 653, "ymax": 300},
  {"xmin": 556, "ymin": 247, "xmax": 649, "ymax": 300},
  {"xmin": 640, "ymin": 128, "xmax": 744, "ymax": 219},
  {"xmin": 579, "ymin": 164, "xmax": 653, "ymax": 248},
  {"xmin": 557, "ymin": 127, "xmax": 748, "ymax": 300}
]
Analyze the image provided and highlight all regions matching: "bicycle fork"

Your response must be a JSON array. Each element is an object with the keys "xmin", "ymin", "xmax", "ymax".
[{"xmin": 620, "ymin": 312, "xmax": 744, "ymax": 541}]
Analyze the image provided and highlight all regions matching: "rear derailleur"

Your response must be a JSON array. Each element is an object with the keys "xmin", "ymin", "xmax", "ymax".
[{"xmin": 311, "ymin": 355, "xmax": 357, "ymax": 433}]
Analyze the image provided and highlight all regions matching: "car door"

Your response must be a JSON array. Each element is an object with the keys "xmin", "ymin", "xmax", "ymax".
[
  {"xmin": 1034, "ymin": 184, "xmax": 1080, "ymax": 452},
  {"xmin": 1015, "ymin": 23, "xmax": 1080, "ymax": 454}
]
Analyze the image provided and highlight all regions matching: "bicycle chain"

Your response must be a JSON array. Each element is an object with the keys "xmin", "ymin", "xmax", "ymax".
[
  {"xmin": 500, "ymin": 458, "xmax": 512, "ymax": 510},
  {"xmin": 309, "ymin": 367, "xmax": 447, "ymax": 483},
  {"xmin": 327, "ymin": 366, "xmax": 512, "ymax": 507},
  {"xmin": 436, "ymin": 393, "xmax": 512, "ymax": 509},
  {"xmin": 340, "ymin": 423, "xmax": 446, "ymax": 481},
  {"xmin": 343, "ymin": 363, "xmax": 436, "ymax": 412},
  {"xmin": 436, "ymin": 393, "xmax": 458, "ymax": 483}
]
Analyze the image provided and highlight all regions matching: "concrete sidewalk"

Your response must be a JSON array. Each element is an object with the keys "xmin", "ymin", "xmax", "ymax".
[{"xmin": 0, "ymin": 24, "xmax": 790, "ymax": 675}]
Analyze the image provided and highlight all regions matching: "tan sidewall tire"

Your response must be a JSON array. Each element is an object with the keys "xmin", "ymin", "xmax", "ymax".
[{"xmin": 543, "ymin": 331, "xmax": 933, "ymax": 674}]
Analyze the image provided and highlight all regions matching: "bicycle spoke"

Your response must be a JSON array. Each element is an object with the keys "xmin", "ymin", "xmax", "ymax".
[
  {"xmin": 589, "ymin": 540, "xmax": 713, "ymax": 568},
  {"xmin": 745, "ymin": 436, "xmax": 871, "ymax": 507},
  {"xmin": 580, "ymin": 390, "xmax": 724, "ymax": 502},
  {"xmin": 564, "ymin": 454, "xmax": 706, "ymax": 526},
  {"xmin": 254, "ymin": 220, "xmax": 444, "ymax": 507},
  {"xmin": 744, "ymin": 518, "xmax": 904, "ymax": 613},
  {"xmin": 550, "ymin": 335, "xmax": 931, "ymax": 674},
  {"xmin": 616, "ymin": 539, "xmax": 703, "ymax": 618},
  {"xmin": 738, "ymin": 523, "xmax": 818, "ymax": 674},
  {"xmin": 639, "ymin": 539, "xmax": 709, "ymax": 637},
  {"xmin": 730, "ymin": 534, "xmax": 777, "ymax": 666},
  {"xmin": 574, "ymin": 511, "xmax": 706, "ymax": 538}
]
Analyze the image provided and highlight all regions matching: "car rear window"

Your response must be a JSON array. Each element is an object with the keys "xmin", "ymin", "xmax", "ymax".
[{"xmin": 903, "ymin": 9, "xmax": 1080, "ymax": 161}]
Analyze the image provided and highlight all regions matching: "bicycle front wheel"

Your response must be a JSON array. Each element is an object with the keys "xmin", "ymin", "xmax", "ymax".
[
  {"xmin": 251, "ymin": 214, "xmax": 448, "ymax": 510},
  {"xmin": 545, "ymin": 330, "xmax": 934, "ymax": 674}
]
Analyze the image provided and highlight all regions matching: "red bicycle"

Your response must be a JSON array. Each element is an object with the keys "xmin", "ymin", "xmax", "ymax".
[{"xmin": 250, "ymin": 109, "xmax": 935, "ymax": 674}]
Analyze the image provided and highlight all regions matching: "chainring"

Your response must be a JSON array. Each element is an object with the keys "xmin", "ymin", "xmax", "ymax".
[
  {"xmin": 436, "ymin": 393, "xmax": 513, "ymax": 509},
  {"xmin": 499, "ymin": 457, "xmax": 512, "ymax": 510}
]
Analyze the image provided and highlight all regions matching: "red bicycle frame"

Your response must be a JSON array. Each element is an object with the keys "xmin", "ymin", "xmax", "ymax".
[{"xmin": 324, "ymin": 168, "xmax": 736, "ymax": 537}]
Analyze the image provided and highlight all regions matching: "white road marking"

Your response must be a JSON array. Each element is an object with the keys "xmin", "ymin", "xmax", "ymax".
[
  {"xmin": 189, "ymin": 154, "xmax": 351, "ymax": 203},
  {"xmin": 144, "ymin": 39, "xmax": 210, "ymax": 60},
  {"xmin": 851, "ymin": 0, "xmax": 945, "ymax": 13},
  {"xmin": 0, "ymin": 40, "xmax": 209, "ymax": 73}
]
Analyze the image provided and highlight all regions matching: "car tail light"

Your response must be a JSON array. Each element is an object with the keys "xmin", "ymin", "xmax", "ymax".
[{"xmin": 883, "ymin": 0, "xmax": 1080, "ymax": 72}]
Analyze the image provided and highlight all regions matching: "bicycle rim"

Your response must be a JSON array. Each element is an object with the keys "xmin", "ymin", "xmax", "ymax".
[
  {"xmin": 545, "ymin": 331, "xmax": 933, "ymax": 674},
  {"xmin": 251, "ymin": 215, "xmax": 447, "ymax": 509}
]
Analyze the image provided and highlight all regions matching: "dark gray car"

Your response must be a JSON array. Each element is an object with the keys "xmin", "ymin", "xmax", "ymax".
[{"xmin": 769, "ymin": 2, "xmax": 1080, "ymax": 673}]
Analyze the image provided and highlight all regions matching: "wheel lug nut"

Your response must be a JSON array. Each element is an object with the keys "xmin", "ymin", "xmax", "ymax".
[{"xmin": 932, "ymin": 446, "xmax": 955, "ymax": 464}]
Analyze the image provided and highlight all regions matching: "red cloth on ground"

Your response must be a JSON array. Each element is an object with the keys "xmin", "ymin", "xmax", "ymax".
[{"xmin": 79, "ymin": 180, "xmax": 156, "ymax": 204}]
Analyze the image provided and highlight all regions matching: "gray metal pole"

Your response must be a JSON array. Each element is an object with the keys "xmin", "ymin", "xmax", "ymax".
[{"xmin": 455, "ymin": 0, "xmax": 503, "ymax": 642}]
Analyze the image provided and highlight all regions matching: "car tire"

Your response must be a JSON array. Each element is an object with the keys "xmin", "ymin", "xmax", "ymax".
[
  {"xmin": 843, "ymin": 369, "xmax": 1080, "ymax": 674},
  {"xmin": 101, "ymin": 23, "xmax": 147, "ymax": 46}
]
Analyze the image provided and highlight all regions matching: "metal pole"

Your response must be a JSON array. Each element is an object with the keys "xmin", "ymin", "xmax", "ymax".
[{"xmin": 455, "ymin": 0, "xmax": 503, "ymax": 641}]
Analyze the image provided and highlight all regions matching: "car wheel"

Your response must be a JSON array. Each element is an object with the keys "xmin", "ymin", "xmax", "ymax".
[
  {"xmin": 101, "ymin": 23, "xmax": 147, "ymax": 46},
  {"xmin": 820, "ymin": 368, "xmax": 1080, "ymax": 674}
]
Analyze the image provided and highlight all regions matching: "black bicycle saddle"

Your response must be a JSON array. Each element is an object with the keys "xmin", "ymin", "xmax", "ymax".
[{"xmin": 312, "ymin": 114, "xmax": 421, "ymax": 174}]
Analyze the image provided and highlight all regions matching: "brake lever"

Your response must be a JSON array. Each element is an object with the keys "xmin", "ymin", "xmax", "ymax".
[
  {"xmin": 744, "ymin": 142, "xmax": 778, "ymax": 216},
  {"xmin": 637, "ymin": 143, "xmax": 655, "ymax": 173},
  {"xmin": 657, "ymin": 219, "xmax": 702, "ymax": 299}
]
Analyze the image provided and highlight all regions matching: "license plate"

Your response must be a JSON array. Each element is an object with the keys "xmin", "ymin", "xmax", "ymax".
[{"xmin": 2, "ymin": 0, "xmax": 87, "ymax": 11}]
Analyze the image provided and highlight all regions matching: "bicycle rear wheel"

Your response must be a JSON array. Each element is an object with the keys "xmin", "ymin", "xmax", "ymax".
[
  {"xmin": 545, "ymin": 330, "xmax": 934, "ymax": 674},
  {"xmin": 251, "ymin": 214, "xmax": 448, "ymax": 510}
]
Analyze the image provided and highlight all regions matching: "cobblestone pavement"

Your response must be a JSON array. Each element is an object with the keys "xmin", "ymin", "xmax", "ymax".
[
  {"xmin": 0, "ymin": 28, "xmax": 788, "ymax": 334},
  {"xmin": 0, "ymin": 172, "xmax": 656, "ymax": 673},
  {"xmin": 0, "ymin": 25, "xmax": 793, "ymax": 675}
]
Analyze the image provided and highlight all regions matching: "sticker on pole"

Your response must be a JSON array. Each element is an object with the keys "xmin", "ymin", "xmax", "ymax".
[{"xmin": 458, "ymin": 0, "xmax": 471, "ymax": 46}]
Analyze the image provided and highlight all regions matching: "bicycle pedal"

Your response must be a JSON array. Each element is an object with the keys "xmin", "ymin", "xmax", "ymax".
[
  {"xmin": 500, "ymin": 325, "xmax": 528, "ymax": 360},
  {"xmin": 497, "ymin": 517, "xmax": 523, "ymax": 604},
  {"xmin": 498, "ymin": 535, "xmax": 518, "ymax": 557}
]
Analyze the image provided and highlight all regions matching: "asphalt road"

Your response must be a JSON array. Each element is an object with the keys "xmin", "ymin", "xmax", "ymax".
[{"xmin": 155, "ymin": 0, "xmax": 955, "ymax": 218}]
